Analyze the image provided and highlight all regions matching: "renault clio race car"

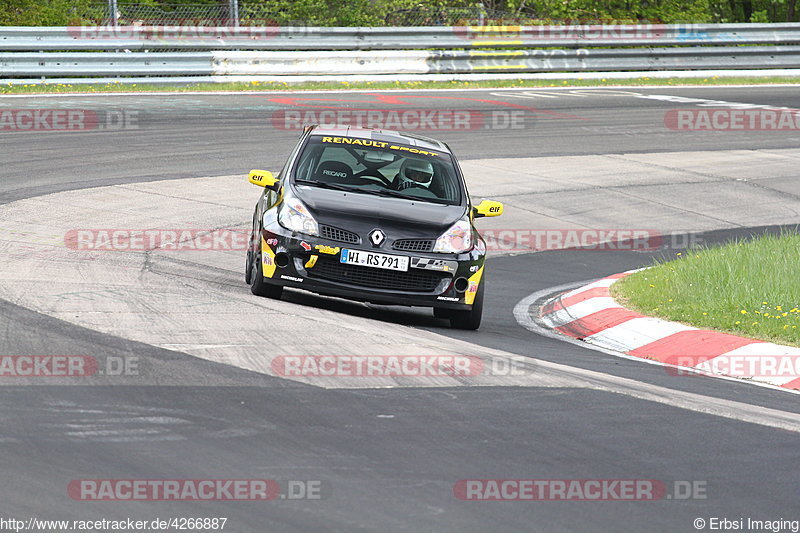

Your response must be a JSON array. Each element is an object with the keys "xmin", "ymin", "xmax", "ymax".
[{"xmin": 244, "ymin": 125, "xmax": 503, "ymax": 329}]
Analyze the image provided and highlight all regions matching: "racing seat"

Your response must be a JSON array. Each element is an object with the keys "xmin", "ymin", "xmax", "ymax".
[{"xmin": 314, "ymin": 160, "xmax": 353, "ymax": 184}]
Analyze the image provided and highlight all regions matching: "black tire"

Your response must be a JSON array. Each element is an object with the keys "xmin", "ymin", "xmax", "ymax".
[
  {"xmin": 244, "ymin": 248, "xmax": 253, "ymax": 284},
  {"xmin": 449, "ymin": 277, "xmax": 484, "ymax": 330},
  {"xmin": 245, "ymin": 215, "xmax": 259, "ymax": 284},
  {"xmin": 249, "ymin": 245, "xmax": 283, "ymax": 299}
]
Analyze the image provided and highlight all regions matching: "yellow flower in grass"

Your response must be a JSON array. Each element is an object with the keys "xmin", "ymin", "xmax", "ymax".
[
  {"xmin": 735, "ymin": 321, "xmax": 741, "ymax": 325},
  {"xmin": 740, "ymin": 310, "xmax": 747, "ymax": 314}
]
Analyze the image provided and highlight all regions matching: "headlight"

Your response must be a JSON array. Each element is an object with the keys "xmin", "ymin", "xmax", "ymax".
[
  {"xmin": 277, "ymin": 197, "xmax": 319, "ymax": 236},
  {"xmin": 433, "ymin": 219, "xmax": 472, "ymax": 253}
]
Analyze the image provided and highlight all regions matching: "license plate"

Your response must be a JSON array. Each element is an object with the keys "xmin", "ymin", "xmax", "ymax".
[{"xmin": 340, "ymin": 249, "xmax": 409, "ymax": 272}]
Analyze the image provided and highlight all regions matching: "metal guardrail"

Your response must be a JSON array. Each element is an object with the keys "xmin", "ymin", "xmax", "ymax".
[
  {"xmin": 3, "ymin": 24, "xmax": 800, "ymax": 51},
  {"xmin": 2, "ymin": 24, "xmax": 800, "ymax": 81},
  {"xmin": 4, "ymin": 47, "xmax": 800, "ymax": 79},
  {"xmin": 427, "ymin": 46, "xmax": 800, "ymax": 73},
  {"xmin": 0, "ymin": 52, "xmax": 213, "ymax": 77}
]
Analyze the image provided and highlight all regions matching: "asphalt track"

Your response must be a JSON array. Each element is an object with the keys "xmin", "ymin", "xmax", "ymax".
[{"xmin": 1, "ymin": 87, "xmax": 799, "ymax": 532}]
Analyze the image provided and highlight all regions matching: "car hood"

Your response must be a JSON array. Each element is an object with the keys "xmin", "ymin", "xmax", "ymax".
[{"xmin": 294, "ymin": 185, "xmax": 467, "ymax": 239}]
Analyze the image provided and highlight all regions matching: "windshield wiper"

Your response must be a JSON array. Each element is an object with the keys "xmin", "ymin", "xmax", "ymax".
[
  {"xmin": 295, "ymin": 179, "xmax": 450, "ymax": 204},
  {"xmin": 364, "ymin": 188, "xmax": 451, "ymax": 204},
  {"xmin": 294, "ymin": 179, "xmax": 360, "ymax": 192}
]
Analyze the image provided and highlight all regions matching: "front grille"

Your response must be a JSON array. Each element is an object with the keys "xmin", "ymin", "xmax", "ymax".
[
  {"xmin": 320, "ymin": 225, "xmax": 360, "ymax": 244},
  {"xmin": 393, "ymin": 239, "xmax": 435, "ymax": 252},
  {"xmin": 308, "ymin": 257, "xmax": 447, "ymax": 292}
]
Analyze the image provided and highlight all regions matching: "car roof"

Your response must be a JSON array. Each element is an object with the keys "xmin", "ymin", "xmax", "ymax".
[{"xmin": 309, "ymin": 125, "xmax": 451, "ymax": 154}]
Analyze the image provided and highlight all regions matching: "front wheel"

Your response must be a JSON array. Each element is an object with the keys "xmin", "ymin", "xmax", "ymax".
[
  {"xmin": 249, "ymin": 247, "xmax": 283, "ymax": 299},
  {"xmin": 449, "ymin": 278, "xmax": 484, "ymax": 330}
]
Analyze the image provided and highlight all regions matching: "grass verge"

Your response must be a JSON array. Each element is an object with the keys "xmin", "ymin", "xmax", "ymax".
[
  {"xmin": 2, "ymin": 75, "xmax": 800, "ymax": 94},
  {"xmin": 612, "ymin": 231, "xmax": 800, "ymax": 347}
]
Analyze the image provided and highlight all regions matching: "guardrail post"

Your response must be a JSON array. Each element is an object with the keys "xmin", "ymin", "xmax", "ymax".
[
  {"xmin": 229, "ymin": 0, "xmax": 240, "ymax": 28},
  {"xmin": 108, "ymin": 0, "xmax": 118, "ymax": 27}
]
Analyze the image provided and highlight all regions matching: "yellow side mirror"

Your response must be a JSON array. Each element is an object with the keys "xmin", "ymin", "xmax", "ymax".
[
  {"xmin": 248, "ymin": 170, "xmax": 279, "ymax": 190},
  {"xmin": 474, "ymin": 200, "xmax": 503, "ymax": 218}
]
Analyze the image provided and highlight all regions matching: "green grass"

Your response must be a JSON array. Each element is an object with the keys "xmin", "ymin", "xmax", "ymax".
[
  {"xmin": 2, "ymin": 75, "xmax": 800, "ymax": 94},
  {"xmin": 612, "ymin": 231, "xmax": 800, "ymax": 346}
]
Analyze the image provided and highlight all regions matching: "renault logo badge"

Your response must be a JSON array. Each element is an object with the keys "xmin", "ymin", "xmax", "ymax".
[{"xmin": 369, "ymin": 229, "xmax": 386, "ymax": 247}]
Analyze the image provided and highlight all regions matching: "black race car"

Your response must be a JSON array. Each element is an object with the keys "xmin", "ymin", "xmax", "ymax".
[{"xmin": 244, "ymin": 125, "xmax": 503, "ymax": 329}]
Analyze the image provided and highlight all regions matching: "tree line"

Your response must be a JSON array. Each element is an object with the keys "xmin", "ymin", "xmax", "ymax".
[{"xmin": 1, "ymin": 0, "xmax": 797, "ymax": 26}]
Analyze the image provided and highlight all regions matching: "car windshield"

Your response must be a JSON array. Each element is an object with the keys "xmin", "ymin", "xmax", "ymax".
[{"xmin": 292, "ymin": 135, "xmax": 463, "ymax": 205}]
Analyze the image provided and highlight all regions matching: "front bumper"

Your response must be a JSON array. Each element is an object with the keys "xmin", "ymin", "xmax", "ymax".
[{"xmin": 258, "ymin": 224, "xmax": 485, "ymax": 310}]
